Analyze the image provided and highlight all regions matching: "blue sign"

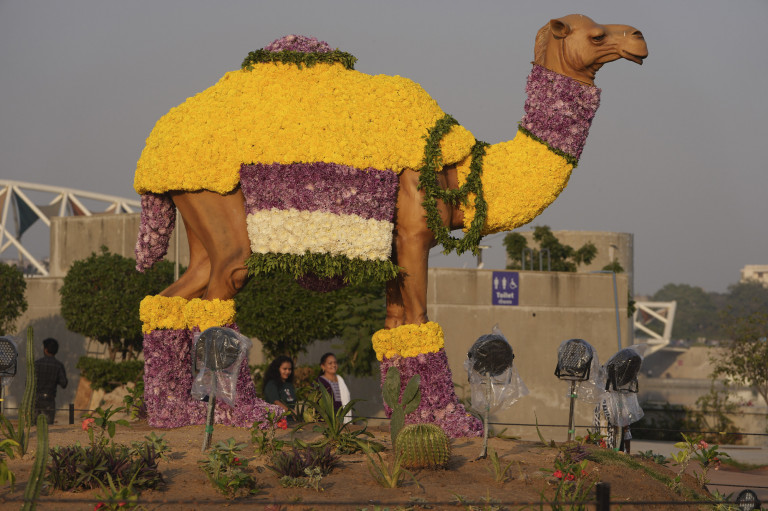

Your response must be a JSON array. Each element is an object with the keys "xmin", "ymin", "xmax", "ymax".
[{"xmin": 492, "ymin": 271, "xmax": 519, "ymax": 306}]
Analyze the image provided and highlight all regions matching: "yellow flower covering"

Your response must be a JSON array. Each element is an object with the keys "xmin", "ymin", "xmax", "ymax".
[
  {"xmin": 372, "ymin": 322, "xmax": 445, "ymax": 361},
  {"xmin": 140, "ymin": 295, "xmax": 188, "ymax": 333},
  {"xmin": 457, "ymin": 130, "xmax": 574, "ymax": 234},
  {"xmin": 134, "ymin": 63, "xmax": 476, "ymax": 195},
  {"xmin": 183, "ymin": 298, "xmax": 237, "ymax": 331}
]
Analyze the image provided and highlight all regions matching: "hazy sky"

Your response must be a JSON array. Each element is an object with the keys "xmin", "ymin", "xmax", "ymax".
[{"xmin": 1, "ymin": 0, "xmax": 766, "ymax": 296}]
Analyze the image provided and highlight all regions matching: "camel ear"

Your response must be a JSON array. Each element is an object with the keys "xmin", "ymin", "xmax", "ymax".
[{"xmin": 549, "ymin": 18, "xmax": 571, "ymax": 39}]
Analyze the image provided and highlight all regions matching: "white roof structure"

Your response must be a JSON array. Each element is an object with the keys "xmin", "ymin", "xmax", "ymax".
[{"xmin": 0, "ymin": 180, "xmax": 139, "ymax": 276}]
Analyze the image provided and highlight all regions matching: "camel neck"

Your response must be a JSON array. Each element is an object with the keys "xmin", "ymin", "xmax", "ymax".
[{"xmin": 519, "ymin": 65, "xmax": 601, "ymax": 161}]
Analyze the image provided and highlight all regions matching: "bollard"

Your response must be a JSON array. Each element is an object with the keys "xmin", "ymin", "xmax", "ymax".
[
  {"xmin": 596, "ymin": 482, "xmax": 611, "ymax": 511},
  {"xmin": 69, "ymin": 403, "xmax": 75, "ymax": 425}
]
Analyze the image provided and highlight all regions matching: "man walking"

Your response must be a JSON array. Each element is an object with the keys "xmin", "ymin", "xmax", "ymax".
[{"xmin": 34, "ymin": 337, "xmax": 67, "ymax": 424}]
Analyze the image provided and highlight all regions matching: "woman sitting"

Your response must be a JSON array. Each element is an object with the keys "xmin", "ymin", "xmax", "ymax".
[
  {"xmin": 262, "ymin": 355, "xmax": 296, "ymax": 415},
  {"xmin": 316, "ymin": 352, "xmax": 351, "ymax": 422}
]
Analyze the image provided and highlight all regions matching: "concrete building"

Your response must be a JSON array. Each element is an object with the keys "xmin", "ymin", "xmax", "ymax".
[
  {"xmin": 9, "ymin": 214, "xmax": 635, "ymax": 442},
  {"xmin": 740, "ymin": 264, "xmax": 768, "ymax": 286}
]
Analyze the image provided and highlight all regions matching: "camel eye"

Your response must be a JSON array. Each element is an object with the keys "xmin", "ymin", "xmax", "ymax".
[{"xmin": 592, "ymin": 34, "xmax": 606, "ymax": 43}]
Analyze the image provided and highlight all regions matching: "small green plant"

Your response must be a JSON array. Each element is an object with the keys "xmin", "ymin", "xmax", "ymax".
[
  {"xmin": 297, "ymin": 384, "xmax": 382, "ymax": 454},
  {"xmin": 83, "ymin": 406, "xmax": 131, "ymax": 446},
  {"xmin": 268, "ymin": 445, "xmax": 339, "ymax": 478},
  {"xmin": 251, "ymin": 409, "xmax": 288, "ymax": 456},
  {"xmin": 93, "ymin": 473, "xmax": 143, "ymax": 510},
  {"xmin": 198, "ymin": 438, "xmax": 259, "ymax": 499},
  {"xmin": 279, "ymin": 466, "xmax": 324, "ymax": 491},
  {"xmin": 382, "ymin": 366, "xmax": 421, "ymax": 446},
  {"xmin": 692, "ymin": 439, "xmax": 730, "ymax": 487},
  {"xmin": 131, "ymin": 432, "xmax": 170, "ymax": 462},
  {"xmin": 486, "ymin": 447, "xmax": 515, "ymax": 483},
  {"xmin": 638, "ymin": 449, "xmax": 668, "ymax": 466},
  {"xmin": 365, "ymin": 450, "xmax": 418, "ymax": 489},
  {"xmin": 394, "ymin": 423, "xmax": 451, "ymax": 470},
  {"xmin": 0, "ymin": 438, "xmax": 18, "ymax": 490},
  {"xmin": 669, "ymin": 433, "xmax": 720, "ymax": 492},
  {"xmin": 122, "ymin": 381, "xmax": 146, "ymax": 421},
  {"xmin": 539, "ymin": 443, "xmax": 595, "ymax": 511}
]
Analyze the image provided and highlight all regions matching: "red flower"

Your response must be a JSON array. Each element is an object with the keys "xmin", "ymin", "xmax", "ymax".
[
  {"xmin": 82, "ymin": 418, "xmax": 95, "ymax": 431},
  {"xmin": 553, "ymin": 470, "xmax": 563, "ymax": 479},
  {"xmin": 581, "ymin": 470, "xmax": 587, "ymax": 476},
  {"xmin": 94, "ymin": 503, "xmax": 105, "ymax": 510},
  {"xmin": 698, "ymin": 440, "xmax": 709, "ymax": 450},
  {"xmin": 599, "ymin": 439, "xmax": 607, "ymax": 448},
  {"xmin": 277, "ymin": 418, "xmax": 288, "ymax": 430},
  {"xmin": 566, "ymin": 474, "xmax": 575, "ymax": 481}
]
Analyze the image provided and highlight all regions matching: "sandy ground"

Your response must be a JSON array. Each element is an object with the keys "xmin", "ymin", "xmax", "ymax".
[{"xmin": 3, "ymin": 417, "xmax": 756, "ymax": 511}]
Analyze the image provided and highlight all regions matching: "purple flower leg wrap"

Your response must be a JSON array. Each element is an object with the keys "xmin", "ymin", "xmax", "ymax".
[
  {"xmin": 380, "ymin": 349, "xmax": 482, "ymax": 438},
  {"xmin": 143, "ymin": 326, "xmax": 278, "ymax": 428}
]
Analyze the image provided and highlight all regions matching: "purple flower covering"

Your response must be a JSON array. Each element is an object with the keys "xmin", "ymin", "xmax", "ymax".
[
  {"xmin": 519, "ymin": 65, "xmax": 601, "ymax": 160},
  {"xmin": 264, "ymin": 35, "xmax": 333, "ymax": 54},
  {"xmin": 135, "ymin": 193, "xmax": 175, "ymax": 272},
  {"xmin": 143, "ymin": 326, "xmax": 279, "ymax": 429},
  {"xmin": 240, "ymin": 162, "xmax": 398, "ymax": 222},
  {"xmin": 380, "ymin": 349, "xmax": 483, "ymax": 438}
]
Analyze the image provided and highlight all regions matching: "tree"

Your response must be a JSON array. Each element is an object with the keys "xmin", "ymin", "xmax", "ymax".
[
  {"xmin": 710, "ymin": 311, "xmax": 768, "ymax": 408},
  {"xmin": 0, "ymin": 262, "xmax": 27, "ymax": 335},
  {"xmin": 234, "ymin": 273, "xmax": 339, "ymax": 360},
  {"xmin": 503, "ymin": 226, "xmax": 597, "ymax": 272},
  {"xmin": 651, "ymin": 283, "xmax": 719, "ymax": 341},
  {"xmin": 59, "ymin": 247, "xmax": 176, "ymax": 360},
  {"xmin": 235, "ymin": 274, "xmax": 386, "ymax": 374},
  {"xmin": 333, "ymin": 282, "xmax": 386, "ymax": 377},
  {"xmin": 720, "ymin": 281, "xmax": 768, "ymax": 322}
]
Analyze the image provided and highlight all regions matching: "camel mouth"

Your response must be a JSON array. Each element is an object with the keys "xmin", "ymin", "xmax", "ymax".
[{"xmin": 623, "ymin": 51, "xmax": 647, "ymax": 65}]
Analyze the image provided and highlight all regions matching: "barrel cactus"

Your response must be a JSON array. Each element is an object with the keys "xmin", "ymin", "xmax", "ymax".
[{"xmin": 394, "ymin": 423, "xmax": 451, "ymax": 470}]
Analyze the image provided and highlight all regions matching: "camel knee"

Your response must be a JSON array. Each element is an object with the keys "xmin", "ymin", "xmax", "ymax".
[{"xmin": 206, "ymin": 253, "xmax": 251, "ymax": 300}]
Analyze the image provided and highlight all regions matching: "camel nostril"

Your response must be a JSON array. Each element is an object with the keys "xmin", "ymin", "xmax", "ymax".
[{"xmin": 632, "ymin": 30, "xmax": 644, "ymax": 39}]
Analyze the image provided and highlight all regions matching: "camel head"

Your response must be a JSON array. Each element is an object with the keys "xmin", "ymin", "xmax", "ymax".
[{"xmin": 534, "ymin": 14, "xmax": 648, "ymax": 86}]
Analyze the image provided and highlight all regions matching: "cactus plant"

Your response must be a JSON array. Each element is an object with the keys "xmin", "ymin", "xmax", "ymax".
[
  {"xmin": 19, "ymin": 327, "xmax": 36, "ymax": 448},
  {"xmin": 382, "ymin": 367, "xmax": 420, "ymax": 446},
  {"xmin": 22, "ymin": 414, "xmax": 48, "ymax": 511},
  {"xmin": 394, "ymin": 423, "xmax": 451, "ymax": 470}
]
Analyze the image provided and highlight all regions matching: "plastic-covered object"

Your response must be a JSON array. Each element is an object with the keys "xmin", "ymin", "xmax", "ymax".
[
  {"xmin": 0, "ymin": 336, "xmax": 18, "ymax": 387},
  {"xmin": 596, "ymin": 346, "xmax": 645, "ymax": 428},
  {"xmin": 464, "ymin": 326, "xmax": 528, "ymax": 413},
  {"xmin": 555, "ymin": 338, "xmax": 602, "ymax": 403},
  {"xmin": 604, "ymin": 347, "xmax": 642, "ymax": 393},
  {"xmin": 191, "ymin": 327, "xmax": 252, "ymax": 407}
]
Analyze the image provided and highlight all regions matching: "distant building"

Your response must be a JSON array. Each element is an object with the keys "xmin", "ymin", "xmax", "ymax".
[{"xmin": 740, "ymin": 264, "xmax": 768, "ymax": 287}]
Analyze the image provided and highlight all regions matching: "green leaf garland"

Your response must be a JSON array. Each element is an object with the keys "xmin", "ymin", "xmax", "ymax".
[
  {"xmin": 241, "ymin": 49, "xmax": 357, "ymax": 71},
  {"xmin": 418, "ymin": 115, "xmax": 489, "ymax": 255},
  {"xmin": 245, "ymin": 252, "xmax": 400, "ymax": 286}
]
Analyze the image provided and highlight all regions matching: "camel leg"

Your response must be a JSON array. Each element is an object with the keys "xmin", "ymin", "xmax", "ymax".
[
  {"xmin": 159, "ymin": 217, "xmax": 211, "ymax": 299},
  {"xmin": 385, "ymin": 166, "xmax": 464, "ymax": 328},
  {"xmin": 386, "ymin": 168, "xmax": 436, "ymax": 326},
  {"xmin": 169, "ymin": 189, "xmax": 252, "ymax": 300}
]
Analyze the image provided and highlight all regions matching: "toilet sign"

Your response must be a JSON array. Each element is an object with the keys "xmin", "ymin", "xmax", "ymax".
[{"xmin": 492, "ymin": 271, "xmax": 519, "ymax": 306}]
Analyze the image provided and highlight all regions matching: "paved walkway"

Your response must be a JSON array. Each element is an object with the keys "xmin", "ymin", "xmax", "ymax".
[{"xmin": 633, "ymin": 440, "xmax": 768, "ymax": 504}]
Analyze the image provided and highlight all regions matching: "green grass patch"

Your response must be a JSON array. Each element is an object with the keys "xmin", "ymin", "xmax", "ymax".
[{"xmin": 587, "ymin": 449, "xmax": 708, "ymax": 502}]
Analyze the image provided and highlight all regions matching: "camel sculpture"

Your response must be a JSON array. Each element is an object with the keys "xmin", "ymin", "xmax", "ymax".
[{"xmin": 134, "ymin": 15, "xmax": 647, "ymax": 433}]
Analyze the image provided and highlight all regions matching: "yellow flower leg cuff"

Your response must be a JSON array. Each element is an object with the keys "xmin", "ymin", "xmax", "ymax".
[
  {"xmin": 372, "ymin": 322, "xmax": 445, "ymax": 361},
  {"xmin": 140, "ymin": 296, "xmax": 189, "ymax": 333},
  {"xmin": 183, "ymin": 299, "xmax": 237, "ymax": 330}
]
